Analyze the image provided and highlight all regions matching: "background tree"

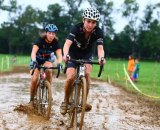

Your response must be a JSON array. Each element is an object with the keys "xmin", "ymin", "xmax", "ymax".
[
  {"xmin": 0, "ymin": 0, "xmax": 17, "ymax": 11},
  {"xmin": 138, "ymin": 3, "xmax": 160, "ymax": 59},
  {"xmin": 121, "ymin": 0, "xmax": 139, "ymax": 57},
  {"xmin": 110, "ymin": 26, "xmax": 132, "ymax": 58},
  {"xmin": 0, "ymin": 0, "xmax": 20, "ymax": 54},
  {"xmin": 87, "ymin": 0, "xmax": 115, "ymax": 57},
  {"xmin": 0, "ymin": 5, "xmax": 43, "ymax": 54},
  {"xmin": 44, "ymin": 3, "xmax": 75, "ymax": 46},
  {"xmin": 0, "ymin": 0, "xmax": 160, "ymax": 61}
]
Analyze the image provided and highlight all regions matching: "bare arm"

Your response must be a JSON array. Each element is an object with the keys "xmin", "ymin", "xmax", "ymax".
[
  {"xmin": 55, "ymin": 49, "xmax": 63, "ymax": 63},
  {"xmin": 63, "ymin": 39, "xmax": 72, "ymax": 61},
  {"xmin": 97, "ymin": 45, "xmax": 106, "ymax": 64},
  {"xmin": 31, "ymin": 45, "xmax": 39, "ymax": 61}
]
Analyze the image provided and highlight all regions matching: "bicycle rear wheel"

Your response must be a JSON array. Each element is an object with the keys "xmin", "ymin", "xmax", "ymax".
[
  {"xmin": 69, "ymin": 77, "xmax": 87, "ymax": 130},
  {"xmin": 37, "ymin": 80, "xmax": 52, "ymax": 119}
]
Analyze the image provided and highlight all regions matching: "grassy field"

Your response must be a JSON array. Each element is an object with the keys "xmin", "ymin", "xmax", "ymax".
[
  {"xmin": 0, "ymin": 54, "xmax": 30, "ymax": 71},
  {"xmin": 0, "ymin": 54, "xmax": 160, "ymax": 97},
  {"xmin": 91, "ymin": 58, "xmax": 160, "ymax": 97}
]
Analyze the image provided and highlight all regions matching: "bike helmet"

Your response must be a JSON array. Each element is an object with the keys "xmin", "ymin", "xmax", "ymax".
[
  {"xmin": 45, "ymin": 24, "xmax": 58, "ymax": 32},
  {"xmin": 83, "ymin": 8, "xmax": 100, "ymax": 21}
]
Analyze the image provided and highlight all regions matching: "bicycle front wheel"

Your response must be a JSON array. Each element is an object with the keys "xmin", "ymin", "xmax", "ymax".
[
  {"xmin": 70, "ymin": 77, "xmax": 87, "ymax": 130},
  {"xmin": 37, "ymin": 80, "xmax": 52, "ymax": 119}
]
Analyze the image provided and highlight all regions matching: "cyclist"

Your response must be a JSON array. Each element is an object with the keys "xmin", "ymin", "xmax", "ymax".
[
  {"xmin": 60, "ymin": 8, "xmax": 106, "ymax": 115},
  {"xmin": 29, "ymin": 24, "xmax": 62, "ymax": 106}
]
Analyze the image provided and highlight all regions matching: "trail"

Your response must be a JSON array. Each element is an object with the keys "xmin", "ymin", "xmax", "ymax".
[{"xmin": 0, "ymin": 73, "xmax": 160, "ymax": 130}]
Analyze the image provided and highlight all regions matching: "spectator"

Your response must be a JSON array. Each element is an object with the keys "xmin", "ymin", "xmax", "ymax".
[
  {"xmin": 132, "ymin": 58, "xmax": 140, "ymax": 82},
  {"xmin": 127, "ymin": 54, "xmax": 135, "ymax": 80}
]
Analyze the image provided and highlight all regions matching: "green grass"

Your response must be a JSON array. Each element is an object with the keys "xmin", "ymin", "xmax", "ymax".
[
  {"xmin": 0, "ymin": 54, "xmax": 30, "ymax": 72},
  {"xmin": 91, "ymin": 59, "xmax": 160, "ymax": 97},
  {"xmin": 0, "ymin": 54, "xmax": 160, "ymax": 97}
]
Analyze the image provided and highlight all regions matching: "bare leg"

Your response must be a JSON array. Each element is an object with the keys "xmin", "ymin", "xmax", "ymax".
[
  {"xmin": 85, "ymin": 64, "xmax": 92, "ymax": 98},
  {"xmin": 43, "ymin": 61, "xmax": 53, "ymax": 84},
  {"xmin": 60, "ymin": 67, "xmax": 76, "ymax": 115},
  {"xmin": 64, "ymin": 67, "xmax": 76, "ymax": 103},
  {"xmin": 29, "ymin": 69, "xmax": 40, "ymax": 102},
  {"xmin": 84, "ymin": 64, "xmax": 92, "ymax": 111}
]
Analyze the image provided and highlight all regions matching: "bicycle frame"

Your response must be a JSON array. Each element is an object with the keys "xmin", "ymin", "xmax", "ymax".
[
  {"xmin": 73, "ymin": 63, "xmax": 86, "ymax": 108},
  {"xmin": 32, "ymin": 64, "xmax": 60, "ymax": 119},
  {"xmin": 39, "ymin": 68, "xmax": 48, "ymax": 110},
  {"xmin": 66, "ymin": 58, "xmax": 104, "ymax": 130}
]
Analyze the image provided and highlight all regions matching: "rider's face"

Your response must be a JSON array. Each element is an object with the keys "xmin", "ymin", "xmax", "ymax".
[
  {"xmin": 46, "ymin": 32, "xmax": 56, "ymax": 42},
  {"xmin": 83, "ymin": 18, "xmax": 97, "ymax": 32}
]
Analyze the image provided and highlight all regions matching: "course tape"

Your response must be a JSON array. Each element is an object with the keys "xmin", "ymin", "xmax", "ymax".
[{"xmin": 123, "ymin": 64, "xmax": 160, "ymax": 99}]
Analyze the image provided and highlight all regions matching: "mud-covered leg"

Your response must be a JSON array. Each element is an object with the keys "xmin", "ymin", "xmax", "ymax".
[
  {"xmin": 29, "ymin": 69, "xmax": 40, "ymax": 107},
  {"xmin": 85, "ymin": 64, "xmax": 92, "ymax": 111},
  {"xmin": 60, "ymin": 67, "xmax": 76, "ymax": 115}
]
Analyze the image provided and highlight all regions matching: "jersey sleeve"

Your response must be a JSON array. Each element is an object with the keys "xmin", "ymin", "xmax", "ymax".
[
  {"xmin": 96, "ymin": 28, "xmax": 104, "ymax": 45},
  {"xmin": 66, "ymin": 25, "xmax": 78, "ymax": 42},
  {"xmin": 33, "ymin": 37, "xmax": 41, "ymax": 47},
  {"xmin": 54, "ymin": 40, "xmax": 61, "ymax": 50}
]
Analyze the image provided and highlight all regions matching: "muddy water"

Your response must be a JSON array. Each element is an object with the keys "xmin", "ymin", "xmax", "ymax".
[{"xmin": 0, "ymin": 73, "xmax": 160, "ymax": 130}]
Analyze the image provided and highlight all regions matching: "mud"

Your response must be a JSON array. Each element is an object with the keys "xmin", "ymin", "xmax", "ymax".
[{"xmin": 0, "ymin": 73, "xmax": 160, "ymax": 130}]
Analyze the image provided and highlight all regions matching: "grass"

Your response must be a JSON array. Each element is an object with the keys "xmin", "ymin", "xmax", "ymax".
[
  {"xmin": 0, "ymin": 54, "xmax": 160, "ymax": 97},
  {"xmin": 0, "ymin": 54, "xmax": 30, "ymax": 72},
  {"xmin": 91, "ymin": 59, "xmax": 160, "ymax": 97}
]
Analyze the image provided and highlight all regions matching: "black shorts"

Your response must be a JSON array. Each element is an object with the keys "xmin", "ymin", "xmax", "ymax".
[
  {"xmin": 67, "ymin": 56, "xmax": 92, "ymax": 69},
  {"xmin": 29, "ymin": 58, "xmax": 52, "ymax": 70}
]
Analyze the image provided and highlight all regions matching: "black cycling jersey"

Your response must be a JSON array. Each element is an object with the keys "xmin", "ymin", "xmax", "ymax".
[
  {"xmin": 67, "ymin": 22, "xmax": 104, "ymax": 59},
  {"xmin": 33, "ymin": 37, "xmax": 61, "ymax": 62}
]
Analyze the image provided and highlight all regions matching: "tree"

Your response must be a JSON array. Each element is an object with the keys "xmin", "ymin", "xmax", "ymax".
[
  {"xmin": 109, "ymin": 26, "xmax": 133, "ymax": 58},
  {"xmin": 138, "ymin": 3, "xmax": 160, "ymax": 59},
  {"xmin": 121, "ymin": 0, "xmax": 139, "ymax": 56},
  {"xmin": 44, "ymin": 3, "xmax": 74, "ymax": 45},
  {"xmin": 0, "ymin": 0, "xmax": 19, "ymax": 54},
  {"xmin": 86, "ymin": 0, "xmax": 115, "ymax": 57},
  {"xmin": 0, "ymin": 5, "xmax": 44, "ymax": 54},
  {"xmin": 64, "ymin": 0, "xmax": 82, "ymax": 24},
  {"xmin": 0, "ymin": 0, "xmax": 17, "ymax": 12}
]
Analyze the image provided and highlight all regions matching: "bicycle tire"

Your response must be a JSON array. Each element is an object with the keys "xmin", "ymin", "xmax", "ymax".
[
  {"xmin": 70, "ymin": 77, "xmax": 87, "ymax": 130},
  {"xmin": 36, "ymin": 80, "xmax": 52, "ymax": 119},
  {"xmin": 36, "ymin": 83, "xmax": 41, "ymax": 115}
]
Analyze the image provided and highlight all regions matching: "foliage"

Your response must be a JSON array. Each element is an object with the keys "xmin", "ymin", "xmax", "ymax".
[
  {"xmin": 0, "ymin": 0, "xmax": 160, "ymax": 60},
  {"xmin": 0, "ymin": 0, "xmax": 17, "ymax": 12}
]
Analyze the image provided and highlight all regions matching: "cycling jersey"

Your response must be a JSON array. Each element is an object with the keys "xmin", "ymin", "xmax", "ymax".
[
  {"xmin": 67, "ymin": 22, "xmax": 104, "ymax": 59},
  {"xmin": 32, "ymin": 37, "xmax": 61, "ymax": 66}
]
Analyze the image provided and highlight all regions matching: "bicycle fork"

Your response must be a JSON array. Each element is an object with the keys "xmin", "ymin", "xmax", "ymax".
[{"xmin": 75, "ymin": 76, "xmax": 82, "ymax": 105}]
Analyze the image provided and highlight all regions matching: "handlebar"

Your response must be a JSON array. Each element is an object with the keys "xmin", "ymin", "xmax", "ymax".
[
  {"xmin": 98, "ymin": 57, "xmax": 104, "ymax": 77},
  {"xmin": 64, "ymin": 58, "xmax": 104, "ymax": 77},
  {"xmin": 31, "ymin": 64, "xmax": 61, "ymax": 78}
]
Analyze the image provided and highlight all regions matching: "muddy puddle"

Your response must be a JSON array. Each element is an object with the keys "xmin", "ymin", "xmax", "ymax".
[{"xmin": 0, "ymin": 73, "xmax": 160, "ymax": 130}]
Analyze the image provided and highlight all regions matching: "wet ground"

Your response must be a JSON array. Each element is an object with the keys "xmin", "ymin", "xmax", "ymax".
[{"xmin": 0, "ymin": 73, "xmax": 160, "ymax": 130}]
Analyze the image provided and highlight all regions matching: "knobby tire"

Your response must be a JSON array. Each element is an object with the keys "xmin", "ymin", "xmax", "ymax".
[
  {"xmin": 70, "ymin": 77, "xmax": 87, "ymax": 130},
  {"xmin": 37, "ymin": 80, "xmax": 52, "ymax": 119}
]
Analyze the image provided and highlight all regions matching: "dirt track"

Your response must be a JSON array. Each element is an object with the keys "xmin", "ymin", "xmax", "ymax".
[{"xmin": 0, "ymin": 73, "xmax": 160, "ymax": 130}]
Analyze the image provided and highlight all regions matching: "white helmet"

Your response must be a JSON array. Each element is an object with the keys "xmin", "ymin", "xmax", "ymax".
[{"xmin": 83, "ymin": 8, "xmax": 100, "ymax": 21}]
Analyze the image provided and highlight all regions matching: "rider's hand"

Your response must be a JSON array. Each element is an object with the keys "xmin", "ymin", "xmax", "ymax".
[
  {"xmin": 50, "ymin": 52, "xmax": 56, "ymax": 63},
  {"xmin": 63, "ymin": 54, "xmax": 70, "ymax": 63},
  {"xmin": 57, "ymin": 63, "xmax": 63, "ymax": 71},
  {"xmin": 98, "ymin": 57, "xmax": 106, "ymax": 66},
  {"xmin": 31, "ymin": 60, "xmax": 38, "ymax": 68}
]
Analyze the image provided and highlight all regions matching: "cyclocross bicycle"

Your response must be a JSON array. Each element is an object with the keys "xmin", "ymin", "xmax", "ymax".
[
  {"xmin": 32, "ymin": 64, "xmax": 61, "ymax": 119},
  {"xmin": 64, "ymin": 57, "xmax": 104, "ymax": 130}
]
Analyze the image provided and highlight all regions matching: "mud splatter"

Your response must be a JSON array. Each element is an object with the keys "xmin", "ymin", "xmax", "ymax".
[{"xmin": 0, "ymin": 73, "xmax": 160, "ymax": 130}]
